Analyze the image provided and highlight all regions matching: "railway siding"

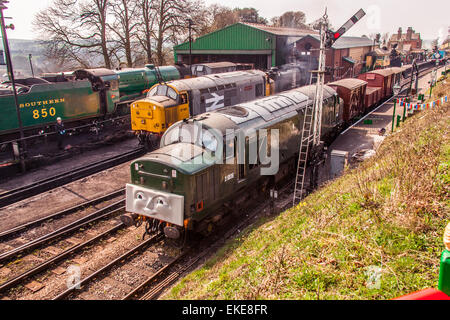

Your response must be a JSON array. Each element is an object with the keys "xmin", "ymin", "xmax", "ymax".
[{"xmin": 0, "ymin": 161, "xmax": 131, "ymax": 234}]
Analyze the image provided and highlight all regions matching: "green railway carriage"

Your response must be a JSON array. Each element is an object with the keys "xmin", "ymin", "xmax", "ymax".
[
  {"xmin": 125, "ymin": 85, "xmax": 344, "ymax": 239},
  {"xmin": 116, "ymin": 65, "xmax": 181, "ymax": 103},
  {"xmin": 0, "ymin": 69, "xmax": 119, "ymax": 136}
]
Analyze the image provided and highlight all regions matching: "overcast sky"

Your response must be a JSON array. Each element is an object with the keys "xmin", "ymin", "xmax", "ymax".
[{"xmin": 3, "ymin": 0, "xmax": 449, "ymax": 43}]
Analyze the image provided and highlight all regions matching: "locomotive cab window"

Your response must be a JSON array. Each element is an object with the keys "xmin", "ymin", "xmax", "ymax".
[
  {"xmin": 110, "ymin": 80, "xmax": 119, "ymax": 91},
  {"xmin": 147, "ymin": 85, "xmax": 178, "ymax": 101},
  {"xmin": 180, "ymin": 93, "xmax": 188, "ymax": 104}
]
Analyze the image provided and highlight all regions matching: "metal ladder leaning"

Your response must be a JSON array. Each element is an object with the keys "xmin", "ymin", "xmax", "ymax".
[{"xmin": 292, "ymin": 98, "xmax": 314, "ymax": 206}]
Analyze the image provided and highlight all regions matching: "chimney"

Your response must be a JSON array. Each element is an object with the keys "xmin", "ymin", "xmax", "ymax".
[{"xmin": 407, "ymin": 27, "xmax": 413, "ymax": 41}]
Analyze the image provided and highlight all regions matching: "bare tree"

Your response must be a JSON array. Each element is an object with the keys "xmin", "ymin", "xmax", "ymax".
[
  {"xmin": 34, "ymin": 0, "xmax": 113, "ymax": 69},
  {"xmin": 152, "ymin": 0, "xmax": 201, "ymax": 65},
  {"xmin": 234, "ymin": 7, "xmax": 267, "ymax": 24},
  {"xmin": 194, "ymin": 4, "xmax": 239, "ymax": 36},
  {"xmin": 79, "ymin": 0, "xmax": 112, "ymax": 68},
  {"xmin": 272, "ymin": 11, "xmax": 308, "ymax": 29},
  {"xmin": 136, "ymin": 0, "xmax": 156, "ymax": 64},
  {"xmin": 108, "ymin": 0, "xmax": 139, "ymax": 67}
]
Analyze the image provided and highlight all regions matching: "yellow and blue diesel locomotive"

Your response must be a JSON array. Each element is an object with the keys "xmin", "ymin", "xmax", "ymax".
[{"xmin": 130, "ymin": 68, "xmax": 302, "ymax": 149}]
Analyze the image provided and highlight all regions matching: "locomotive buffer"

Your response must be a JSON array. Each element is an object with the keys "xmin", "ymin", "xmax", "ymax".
[{"xmin": 293, "ymin": 8, "xmax": 366, "ymax": 205}]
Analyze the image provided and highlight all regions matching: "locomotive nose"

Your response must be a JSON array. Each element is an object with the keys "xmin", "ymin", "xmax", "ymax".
[
  {"xmin": 133, "ymin": 191, "xmax": 168, "ymax": 216},
  {"xmin": 144, "ymin": 196, "xmax": 169, "ymax": 215},
  {"xmin": 125, "ymin": 184, "xmax": 185, "ymax": 227}
]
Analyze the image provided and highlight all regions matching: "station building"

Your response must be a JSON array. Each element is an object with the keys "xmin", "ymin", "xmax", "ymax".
[{"xmin": 289, "ymin": 35, "xmax": 375, "ymax": 82}]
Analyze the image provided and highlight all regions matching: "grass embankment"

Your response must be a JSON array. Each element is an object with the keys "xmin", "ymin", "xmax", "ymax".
[{"xmin": 167, "ymin": 78, "xmax": 450, "ymax": 300}]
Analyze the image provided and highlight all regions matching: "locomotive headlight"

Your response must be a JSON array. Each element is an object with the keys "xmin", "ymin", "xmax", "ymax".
[{"xmin": 141, "ymin": 120, "xmax": 146, "ymax": 124}]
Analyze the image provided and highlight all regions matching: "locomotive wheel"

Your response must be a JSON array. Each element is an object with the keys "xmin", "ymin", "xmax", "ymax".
[{"xmin": 166, "ymin": 228, "xmax": 188, "ymax": 248}]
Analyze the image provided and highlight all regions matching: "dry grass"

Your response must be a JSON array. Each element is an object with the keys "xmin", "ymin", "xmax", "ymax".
[{"xmin": 166, "ymin": 78, "xmax": 450, "ymax": 300}]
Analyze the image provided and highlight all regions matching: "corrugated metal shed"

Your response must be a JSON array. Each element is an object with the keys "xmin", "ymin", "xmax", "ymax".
[
  {"xmin": 173, "ymin": 22, "xmax": 317, "ymax": 68},
  {"xmin": 174, "ymin": 23, "xmax": 274, "ymax": 55}
]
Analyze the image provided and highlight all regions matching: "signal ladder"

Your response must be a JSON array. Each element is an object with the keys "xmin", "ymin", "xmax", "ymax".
[
  {"xmin": 292, "ymin": 8, "xmax": 366, "ymax": 205},
  {"xmin": 292, "ymin": 17, "xmax": 327, "ymax": 206},
  {"xmin": 292, "ymin": 98, "xmax": 315, "ymax": 206}
]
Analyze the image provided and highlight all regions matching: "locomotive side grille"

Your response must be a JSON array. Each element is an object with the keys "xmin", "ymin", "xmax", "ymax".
[{"xmin": 165, "ymin": 107, "xmax": 178, "ymax": 125}]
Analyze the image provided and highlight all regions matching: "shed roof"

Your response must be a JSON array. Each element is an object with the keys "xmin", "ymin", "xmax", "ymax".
[
  {"xmin": 332, "ymin": 36, "xmax": 374, "ymax": 49},
  {"xmin": 242, "ymin": 22, "xmax": 318, "ymax": 37},
  {"xmin": 294, "ymin": 34, "xmax": 373, "ymax": 49}
]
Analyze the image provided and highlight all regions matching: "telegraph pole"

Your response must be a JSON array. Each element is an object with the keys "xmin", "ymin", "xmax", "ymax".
[
  {"xmin": 187, "ymin": 18, "xmax": 194, "ymax": 77},
  {"xmin": 29, "ymin": 53, "xmax": 34, "ymax": 77},
  {"xmin": 0, "ymin": 0, "xmax": 26, "ymax": 171}
]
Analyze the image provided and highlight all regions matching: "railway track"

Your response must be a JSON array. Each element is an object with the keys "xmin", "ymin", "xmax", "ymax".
[
  {"xmin": 0, "ymin": 188, "xmax": 125, "ymax": 241},
  {"xmin": 0, "ymin": 222, "xmax": 125, "ymax": 294},
  {"xmin": 53, "ymin": 233, "xmax": 165, "ymax": 300},
  {"xmin": 0, "ymin": 198, "xmax": 125, "ymax": 265},
  {"xmin": 0, "ymin": 147, "xmax": 144, "ymax": 208},
  {"xmin": 125, "ymin": 179, "xmax": 296, "ymax": 301}
]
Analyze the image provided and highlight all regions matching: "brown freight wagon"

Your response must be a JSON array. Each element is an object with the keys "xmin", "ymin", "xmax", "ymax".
[
  {"xmin": 328, "ymin": 78, "xmax": 367, "ymax": 123},
  {"xmin": 358, "ymin": 68, "xmax": 395, "ymax": 100},
  {"xmin": 365, "ymin": 86, "xmax": 382, "ymax": 110}
]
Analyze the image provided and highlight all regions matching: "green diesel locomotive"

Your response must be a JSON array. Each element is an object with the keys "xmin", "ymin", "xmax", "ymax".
[{"xmin": 124, "ymin": 84, "xmax": 344, "ymax": 239}]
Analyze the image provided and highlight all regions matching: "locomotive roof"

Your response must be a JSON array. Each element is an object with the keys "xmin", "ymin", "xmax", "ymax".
[
  {"xmin": 161, "ymin": 70, "xmax": 266, "ymax": 92},
  {"xmin": 74, "ymin": 68, "xmax": 116, "ymax": 78},
  {"xmin": 182, "ymin": 112, "xmax": 239, "ymax": 132},
  {"xmin": 136, "ymin": 96, "xmax": 176, "ymax": 107},
  {"xmin": 139, "ymin": 84, "xmax": 338, "ymax": 174},
  {"xmin": 139, "ymin": 143, "xmax": 212, "ymax": 174},
  {"xmin": 213, "ymin": 85, "xmax": 336, "ymax": 128},
  {"xmin": 291, "ymin": 84, "xmax": 337, "ymax": 101},
  {"xmin": 328, "ymin": 78, "xmax": 368, "ymax": 90},
  {"xmin": 367, "ymin": 68, "xmax": 395, "ymax": 76}
]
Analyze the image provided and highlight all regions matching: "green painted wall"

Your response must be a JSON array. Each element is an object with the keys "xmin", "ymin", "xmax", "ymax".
[{"xmin": 174, "ymin": 23, "xmax": 277, "ymax": 67}]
